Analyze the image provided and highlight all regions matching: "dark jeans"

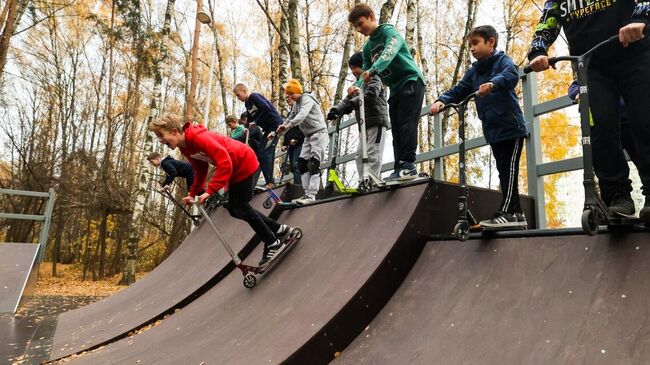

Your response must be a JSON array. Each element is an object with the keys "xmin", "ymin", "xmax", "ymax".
[
  {"xmin": 491, "ymin": 137, "xmax": 524, "ymax": 214},
  {"xmin": 388, "ymin": 79, "xmax": 425, "ymax": 169},
  {"xmin": 288, "ymin": 145, "xmax": 302, "ymax": 184},
  {"xmin": 258, "ymin": 138, "xmax": 277, "ymax": 185},
  {"xmin": 589, "ymin": 41, "xmax": 650, "ymax": 202},
  {"xmin": 226, "ymin": 173, "xmax": 280, "ymax": 246}
]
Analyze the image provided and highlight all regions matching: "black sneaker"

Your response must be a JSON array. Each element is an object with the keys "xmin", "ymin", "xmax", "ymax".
[
  {"xmin": 275, "ymin": 224, "xmax": 296, "ymax": 243},
  {"xmin": 514, "ymin": 212, "xmax": 528, "ymax": 226},
  {"xmin": 386, "ymin": 162, "xmax": 418, "ymax": 181},
  {"xmin": 640, "ymin": 198, "xmax": 650, "ymax": 224},
  {"xmin": 479, "ymin": 211, "xmax": 527, "ymax": 228},
  {"xmin": 608, "ymin": 193, "xmax": 635, "ymax": 216},
  {"xmin": 259, "ymin": 239, "xmax": 286, "ymax": 266}
]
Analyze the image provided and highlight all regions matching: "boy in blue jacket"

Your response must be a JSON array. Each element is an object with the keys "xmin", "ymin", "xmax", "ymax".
[{"xmin": 430, "ymin": 25, "xmax": 528, "ymax": 229}]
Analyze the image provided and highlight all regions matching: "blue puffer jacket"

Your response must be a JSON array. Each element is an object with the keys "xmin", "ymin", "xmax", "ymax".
[{"xmin": 437, "ymin": 51, "xmax": 528, "ymax": 144}]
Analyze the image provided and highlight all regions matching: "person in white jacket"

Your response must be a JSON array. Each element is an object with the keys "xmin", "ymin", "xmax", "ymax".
[{"xmin": 277, "ymin": 79, "xmax": 328, "ymax": 205}]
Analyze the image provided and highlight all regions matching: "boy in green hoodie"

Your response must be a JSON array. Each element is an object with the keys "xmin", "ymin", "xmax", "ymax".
[{"xmin": 347, "ymin": 3, "xmax": 425, "ymax": 180}]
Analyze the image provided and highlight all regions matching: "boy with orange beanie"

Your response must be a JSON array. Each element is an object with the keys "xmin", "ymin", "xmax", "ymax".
[{"xmin": 277, "ymin": 79, "xmax": 328, "ymax": 204}]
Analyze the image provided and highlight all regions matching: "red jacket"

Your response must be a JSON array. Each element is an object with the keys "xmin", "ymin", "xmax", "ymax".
[{"xmin": 180, "ymin": 123, "xmax": 259, "ymax": 196}]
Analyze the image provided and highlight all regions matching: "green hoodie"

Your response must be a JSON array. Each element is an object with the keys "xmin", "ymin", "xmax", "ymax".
[{"xmin": 355, "ymin": 23, "xmax": 424, "ymax": 97}]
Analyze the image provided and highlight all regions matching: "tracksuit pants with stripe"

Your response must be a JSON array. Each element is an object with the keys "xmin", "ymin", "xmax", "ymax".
[{"xmin": 491, "ymin": 137, "xmax": 524, "ymax": 214}]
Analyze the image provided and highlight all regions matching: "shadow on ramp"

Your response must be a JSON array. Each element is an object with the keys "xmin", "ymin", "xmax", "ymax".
[
  {"xmin": 48, "ymin": 192, "xmax": 277, "ymax": 360},
  {"xmin": 334, "ymin": 232, "xmax": 650, "ymax": 365}
]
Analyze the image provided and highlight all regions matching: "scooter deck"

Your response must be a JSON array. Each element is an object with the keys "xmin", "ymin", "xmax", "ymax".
[{"xmin": 242, "ymin": 229, "xmax": 302, "ymax": 276}]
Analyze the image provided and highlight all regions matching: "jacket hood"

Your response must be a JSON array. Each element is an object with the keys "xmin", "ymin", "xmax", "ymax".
[
  {"xmin": 473, "ymin": 50, "xmax": 504, "ymax": 72},
  {"xmin": 183, "ymin": 122, "xmax": 208, "ymax": 141}
]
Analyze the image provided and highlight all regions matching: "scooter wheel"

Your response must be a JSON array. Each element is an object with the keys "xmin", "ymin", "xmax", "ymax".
[
  {"xmin": 293, "ymin": 228, "xmax": 303, "ymax": 239},
  {"xmin": 454, "ymin": 222, "xmax": 469, "ymax": 242},
  {"xmin": 581, "ymin": 209, "xmax": 599, "ymax": 236},
  {"xmin": 243, "ymin": 274, "xmax": 256, "ymax": 289},
  {"xmin": 263, "ymin": 198, "xmax": 273, "ymax": 210},
  {"xmin": 418, "ymin": 172, "xmax": 430, "ymax": 178},
  {"xmin": 359, "ymin": 180, "xmax": 372, "ymax": 193}
]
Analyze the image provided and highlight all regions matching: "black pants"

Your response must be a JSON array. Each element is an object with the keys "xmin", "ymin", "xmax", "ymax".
[
  {"xmin": 388, "ymin": 79, "xmax": 425, "ymax": 169},
  {"xmin": 227, "ymin": 173, "xmax": 280, "ymax": 246},
  {"xmin": 491, "ymin": 137, "xmax": 524, "ymax": 214},
  {"xmin": 589, "ymin": 41, "xmax": 650, "ymax": 202}
]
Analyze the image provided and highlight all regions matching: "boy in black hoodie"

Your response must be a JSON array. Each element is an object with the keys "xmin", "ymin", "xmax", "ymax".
[
  {"xmin": 328, "ymin": 52, "xmax": 390, "ymax": 180},
  {"xmin": 528, "ymin": 0, "xmax": 650, "ymax": 223},
  {"xmin": 430, "ymin": 25, "xmax": 528, "ymax": 229},
  {"xmin": 147, "ymin": 152, "xmax": 194, "ymax": 193}
]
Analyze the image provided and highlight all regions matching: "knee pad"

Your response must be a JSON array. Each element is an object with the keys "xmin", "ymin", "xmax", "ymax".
[
  {"xmin": 297, "ymin": 157, "xmax": 309, "ymax": 174},
  {"xmin": 308, "ymin": 157, "xmax": 321, "ymax": 175}
]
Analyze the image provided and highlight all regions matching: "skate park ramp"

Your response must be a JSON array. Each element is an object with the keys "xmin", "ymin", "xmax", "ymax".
[
  {"xmin": 48, "ymin": 191, "xmax": 279, "ymax": 360},
  {"xmin": 0, "ymin": 243, "xmax": 39, "ymax": 313},
  {"xmin": 56, "ymin": 180, "xmax": 535, "ymax": 364},
  {"xmin": 334, "ymin": 232, "xmax": 650, "ymax": 365}
]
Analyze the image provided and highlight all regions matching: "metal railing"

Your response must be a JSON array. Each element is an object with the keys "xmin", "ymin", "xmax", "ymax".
[
  {"xmin": 275, "ymin": 71, "xmax": 591, "ymax": 229},
  {"xmin": 0, "ymin": 188, "xmax": 56, "ymax": 262}
]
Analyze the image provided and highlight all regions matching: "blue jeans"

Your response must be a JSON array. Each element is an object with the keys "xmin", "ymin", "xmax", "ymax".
[
  {"xmin": 288, "ymin": 145, "xmax": 302, "ymax": 184},
  {"xmin": 258, "ymin": 139, "xmax": 277, "ymax": 185}
]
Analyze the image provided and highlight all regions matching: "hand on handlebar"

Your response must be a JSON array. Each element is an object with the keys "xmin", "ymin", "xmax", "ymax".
[
  {"xmin": 619, "ymin": 23, "xmax": 646, "ymax": 47},
  {"xmin": 182, "ymin": 195, "xmax": 194, "ymax": 206},
  {"xmin": 429, "ymin": 101, "xmax": 445, "ymax": 115},
  {"xmin": 529, "ymin": 55, "xmax": 553, "ymax": 72},
  {"xmin": 347, "ymin": 86, "xmax": 360, "ymax": 97},
  {"xmin": 477, "ymin": 82, "xmax": 494, "ymax": 97}
]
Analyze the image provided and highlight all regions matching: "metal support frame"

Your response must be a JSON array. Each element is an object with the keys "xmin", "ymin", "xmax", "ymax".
[
  {"xmin": 270, "ymin": 69, "xmax": 592, "ymax": 230},
  {"xmin": 0, "ymin": 188, "xmax": 56, "ymax": 262}
]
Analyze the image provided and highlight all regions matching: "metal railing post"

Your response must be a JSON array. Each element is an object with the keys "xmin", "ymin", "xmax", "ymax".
[
  {"xmin": 521, "ymin": 72, "xmax": 547, "ymax": 228},
  {"xmin": 37, "ymin": 188, "xmax": 56, "ymax": 262},
  {"xmin": 433, "ymin": 113, "xmax": 443, "ymax": 180}
]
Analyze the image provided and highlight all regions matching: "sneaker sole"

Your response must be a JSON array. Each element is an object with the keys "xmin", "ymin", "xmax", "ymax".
[{"xmin": 480, "ymin": 221, "xmax": 528, "ymax": 229}]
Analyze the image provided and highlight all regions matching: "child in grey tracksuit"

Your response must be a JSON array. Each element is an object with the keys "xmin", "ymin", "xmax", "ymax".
[{"xmin": 278, "ymin": 79, "xmax": 328, "ymax": 204}]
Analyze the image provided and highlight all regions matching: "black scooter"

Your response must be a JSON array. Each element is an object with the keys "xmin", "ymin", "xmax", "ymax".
[{"xmin": 524, "ymin": 34, "xmax": 640, "ymax": 235}]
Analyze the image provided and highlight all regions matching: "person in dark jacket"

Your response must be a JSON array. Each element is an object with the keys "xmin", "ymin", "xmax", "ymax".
[
  {"xmin": 528, "ymin": 0, "xmax": 650, "ymax": 222},
  {"xmin": 233, "ymin": 83, "xmax": 282, "ymax": 189},
  {"xmin": 147, "ymin": 152, "xmax": 194, "ymax": 193},
  {"xmin": 281, "ymin": 115, "xmax": 305, "ymax": 185},
  {"xmin": 241, "ymin": 112, "xmax": 266, "ymax": 187},
  {"xmin": 430, "ymin": 25, "xmax": 528, "ymax": 229},
  {"xmin": 328, "ymin": 52, "xmax": 390, "ymax": 179}
]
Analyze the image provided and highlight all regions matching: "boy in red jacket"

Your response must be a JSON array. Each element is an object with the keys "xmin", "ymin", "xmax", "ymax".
[{"xmin": 149, "ymin": 114, "xmax": 296, "ymax": 265}]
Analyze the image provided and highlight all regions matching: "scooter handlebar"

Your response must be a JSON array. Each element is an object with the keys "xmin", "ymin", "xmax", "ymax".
[{"xmin": 439, "ymin": 91, "xmax": 478, "ymax": 112}]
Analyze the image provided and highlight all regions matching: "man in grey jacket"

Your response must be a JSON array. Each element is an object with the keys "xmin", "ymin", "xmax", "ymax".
[
  {"xmin": 328, "ymin": 52, "xmax": 390, "ymax": 179},
  {"xmin": 277, "ymin": 79, "xmax": 328, "ymax": 205}
]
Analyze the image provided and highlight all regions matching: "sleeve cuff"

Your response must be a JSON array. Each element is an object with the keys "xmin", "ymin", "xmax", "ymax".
[{"xmin": 527, "ymin": 49, "xmax": 548, "ymax": 62}]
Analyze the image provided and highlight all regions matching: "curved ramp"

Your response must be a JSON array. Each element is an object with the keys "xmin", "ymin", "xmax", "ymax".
[
  {"xmin": 49, "ymin": 192, "xmax": 275, "ymax": 360},
  {"xmin": 63, "ymin": 183, "xmax": 433, "ymax": 364},
  {"xmin": 334, "ymin": 232, "xmax": 650, "ymax": 365},
  {"xmin": 0, "ymin": 243, "xmax": 39, "ymax": 313}
]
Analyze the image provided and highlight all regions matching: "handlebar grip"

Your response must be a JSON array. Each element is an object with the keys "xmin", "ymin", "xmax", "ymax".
[{"xmin": 523, "ymin": 65, "xmax": 533, "ymax": 74}]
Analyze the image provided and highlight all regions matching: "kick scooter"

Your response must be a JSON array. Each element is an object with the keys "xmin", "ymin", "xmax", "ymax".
[
  {"xmin": 194, "ymin": 200, "xmax": 302, "ymax": 288},
  {"xmin": 524, "ymin": 34, "xmax": 640, "ymax": 235}
]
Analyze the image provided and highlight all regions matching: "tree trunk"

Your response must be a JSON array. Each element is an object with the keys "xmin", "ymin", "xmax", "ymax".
[
  {"xmin": 405, "ymin": 0, "xmax": 416, "ymax": 55},
  {"xmin": 98, "ymin": 210, "xmax": 109, "ymax": 279},
  {"xmin": 277, "ymin": 2, "xmax": 290, "ymax": 114},
  {"xmin": 121, "ymin": 0, "xmax": 176, "ymax": 286},
  {"xmin": 186, "ymin": 0, "xmax": 203, "ymax": 122},
  {"xmin": 416, "ymin": 0, "xmax": 433, "ymax": 172},
  {"xmin": 214, "ymin": 29, "xmax": 229, "ymax": 118},
  {"xmin": 379, "ymin": 0, "xmax": 397, "ymax": 24},
  {"xmin": 334, "ymin": 1, "xmax": 356, "ymax": 104},
  {"xmin": 0, "ymin": 0, "xmax": 18, "ymax": 80},
  {"xmin": 286, "ymin": 0, "xmax": 303, "ymax": 83}
]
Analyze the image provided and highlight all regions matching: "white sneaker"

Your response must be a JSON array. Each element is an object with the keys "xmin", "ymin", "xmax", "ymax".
[{"xmin": 292, "ymin": 195, "xmax": 315, "ymax": 205}]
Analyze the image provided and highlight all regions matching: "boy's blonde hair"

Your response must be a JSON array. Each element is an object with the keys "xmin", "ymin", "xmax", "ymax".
[
  {"xmin": 149, "ymin": 114, "xmax": 184, "ymax": 133},
  {"xmin": 233, "ymin": 83, "xmax": 248, "ymax": 93}
]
